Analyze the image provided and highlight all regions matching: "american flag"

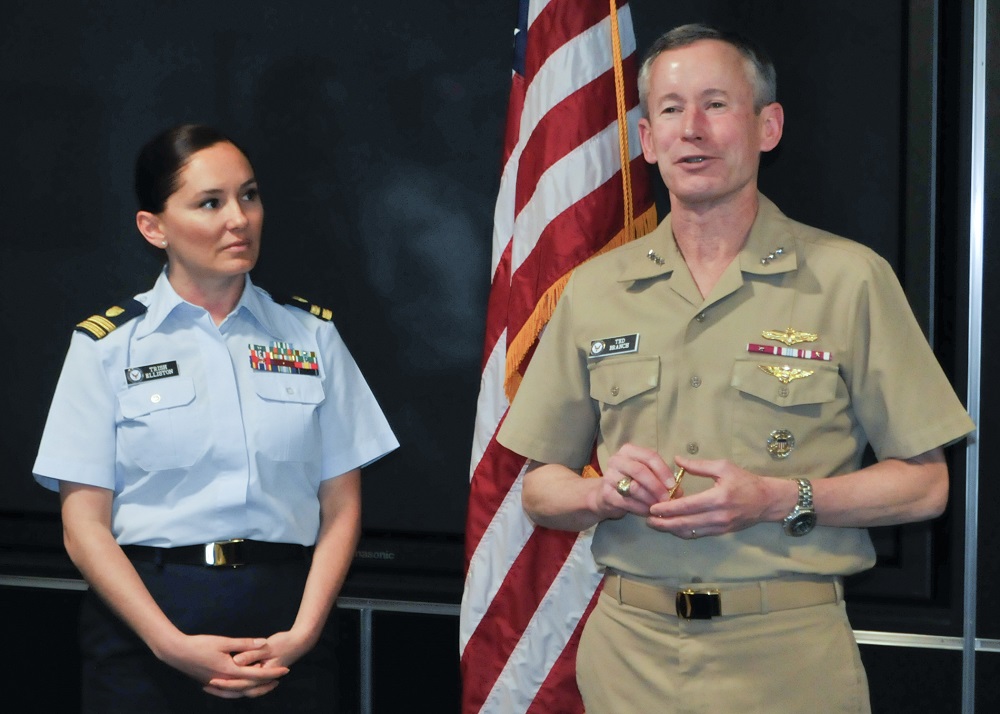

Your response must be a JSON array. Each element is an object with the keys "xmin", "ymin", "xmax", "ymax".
[{"xmin": 460, "ymin": 1, "xmax": 655, "ymax": 711}]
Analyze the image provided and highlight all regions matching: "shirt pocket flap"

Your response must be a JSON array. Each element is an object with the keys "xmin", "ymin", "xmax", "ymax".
[
  {"xmin": 118, "ymin": 378, "xmax": 196, "ymax": 419},
  {"xmin": 252, "ymin": 373, "xmax": 326, "ymax": 405},
  {"xmin": 589, "ymin": 356, "xmax": 660, "ymax": 406},
  {"xmin": 731, "ymin": 359, "xmax": 839, "ymax": 407}
]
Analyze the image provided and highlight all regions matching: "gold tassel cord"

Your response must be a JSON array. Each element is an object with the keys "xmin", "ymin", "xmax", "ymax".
[
  {"xmin": 609, "ymin": 0, "xmax": 634, "ymax": 240},
  {"xmin": 503, "ymin": 1, "xmax": 657, "ymax": 402}
]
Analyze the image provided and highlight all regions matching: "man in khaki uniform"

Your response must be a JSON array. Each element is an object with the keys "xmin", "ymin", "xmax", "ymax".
[{"xmin": 497, "ymin": 24, "xmax": 974, "ymax": 713}]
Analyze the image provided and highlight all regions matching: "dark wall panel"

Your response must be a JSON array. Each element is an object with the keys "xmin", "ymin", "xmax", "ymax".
[{"xmin": 861, "ymin": 645, "xmax": 963, "ymax": 713}]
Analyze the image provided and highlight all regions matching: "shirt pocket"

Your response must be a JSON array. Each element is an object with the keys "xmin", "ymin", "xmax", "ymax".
[
  {"xmin": 251, "ymin": 373, "xmax": 326, "ymax": 462},
  {"xmin": 588, "ymin": 355, "xmax": 660, "ymax": 452},
  {"xmin": 729, "ymin": 359, "xmax": 843, "ymax": 471},
  {"xmin": 117, "ymin": 377, "xmax": 208, "ymax": 471}
]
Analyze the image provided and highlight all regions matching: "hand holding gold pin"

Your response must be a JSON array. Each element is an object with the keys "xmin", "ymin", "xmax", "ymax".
[{"xmin": 667, "ymin": 467, "xmax": 685, "ymax": 500}]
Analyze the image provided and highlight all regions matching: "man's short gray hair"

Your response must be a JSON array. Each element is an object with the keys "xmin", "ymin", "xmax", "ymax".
[{"xmin": 637, "ymin": 23, "xmax": 777, "ymax": 116}]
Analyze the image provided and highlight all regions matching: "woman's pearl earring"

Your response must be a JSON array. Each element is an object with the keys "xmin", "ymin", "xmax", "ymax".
[{"xmin": 161, "ymin": 240, "xmax": 167, "ymax": 247}]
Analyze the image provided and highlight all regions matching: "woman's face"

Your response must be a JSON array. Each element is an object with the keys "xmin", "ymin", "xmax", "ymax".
[{"xmin": 141, "ymin": 141, "xmax": 263, "ymax": 288}]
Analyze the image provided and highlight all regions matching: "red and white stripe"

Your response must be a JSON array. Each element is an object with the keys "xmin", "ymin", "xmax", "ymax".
[{"xmin": 460, "ymin": 2, "xmax": 651, "ymax": 712}]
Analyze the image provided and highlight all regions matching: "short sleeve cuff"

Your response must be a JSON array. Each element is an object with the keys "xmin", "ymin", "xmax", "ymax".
[{"xmin": 32, "ymin": 456, "xmax": 115, "ymax": 493}]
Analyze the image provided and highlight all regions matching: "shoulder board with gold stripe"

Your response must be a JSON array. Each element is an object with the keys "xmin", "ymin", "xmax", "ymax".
[
  {"xmin": 74, "ymin": 299, "xmax": 147, "ymax": 340},
  {"xmin": 283, "ymin": 294, "xmax": 334, "ymax": 322}
]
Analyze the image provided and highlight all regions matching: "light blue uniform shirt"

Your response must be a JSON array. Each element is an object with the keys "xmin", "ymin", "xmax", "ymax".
[{"xmin": 34, "ymin": 271, "xmax": 398, "ymax": 547}]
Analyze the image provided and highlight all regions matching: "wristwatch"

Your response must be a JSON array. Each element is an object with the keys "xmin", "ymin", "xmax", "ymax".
[{"xmin": 782, "ymin": 478, "xmax": 817, "ymax": 536}]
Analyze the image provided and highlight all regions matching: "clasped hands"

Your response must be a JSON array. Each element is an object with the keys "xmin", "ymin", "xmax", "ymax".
[
  {"xmin": 162, "ymin": 629, "xmax": 311, "ymax": 699},
  {"xmin": 602, "ymin": 443, "xmax": 773, "ymax": 539}
]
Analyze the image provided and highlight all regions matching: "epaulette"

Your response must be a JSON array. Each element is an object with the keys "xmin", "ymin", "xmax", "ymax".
[
  {"xmin": 283, "ymin": 294, "xmax": 334, "ymax": 322},
  {"xmin": 75, "ymin": 298, "xmax": 147, "ymax": 340}
]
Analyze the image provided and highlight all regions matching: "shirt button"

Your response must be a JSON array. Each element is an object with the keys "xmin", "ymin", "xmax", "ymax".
[
  {"xmin": 778, "ymin": 386, "xmax": 790, "ymax": 398},
  {"xmin": 686, "ymin": 442, "xmax": 699, "ymax": 454},
  {"xmin": 690, "ymin": 376, "xmax": 702, "ymax": 388},
  {"xmin": 610, "ymin": 386, "xmax": 620, "ymax": 397},
  {"xmin": 150, "ymin": 394, "xmax": 161, "ymax": 404},
  {"xmin": 286, "ymin": 387, "xmax": 295, "ymax": 395}
]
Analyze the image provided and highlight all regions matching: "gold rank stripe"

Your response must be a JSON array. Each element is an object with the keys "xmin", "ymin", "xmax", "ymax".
[
  {"xmin": 307, "ymin": 305, "xmax": 333, "ymax": 321},
  {"xmin": 74, "ymin": 299, "xmax": 147, "ymax": 340},
  {"xmin": 76, "ymin": 314, "xmax": 118, "ymax": 338},
  {"xmin": 75, "ymin": 319, "xmax": 107, "ymax": 339},
  {"xmin": 290, "ymin": 295, "xmax": 333, "ymax": 322}
]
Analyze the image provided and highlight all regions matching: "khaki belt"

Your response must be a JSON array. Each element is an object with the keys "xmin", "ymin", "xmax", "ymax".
[{"xmin": 603, "ymin": 573, "xmax": 842, "ymax": 620}]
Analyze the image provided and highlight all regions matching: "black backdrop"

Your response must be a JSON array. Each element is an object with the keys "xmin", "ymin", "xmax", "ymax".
[{"xmin": 0, "ymin": 0, "xmax": 967, "ymax": 615}]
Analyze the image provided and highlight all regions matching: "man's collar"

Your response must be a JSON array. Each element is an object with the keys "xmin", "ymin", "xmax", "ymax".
[
  {"xmin": 616, "ymin": 218, "xmax": 680, "ymax": 282},
  {"xmin": 616, "ymin": 193, "xmax": 797, "ymax": 283},
  {"xmin": 738, "ymin": 195, "xmax": 798, "ymax": 276}
]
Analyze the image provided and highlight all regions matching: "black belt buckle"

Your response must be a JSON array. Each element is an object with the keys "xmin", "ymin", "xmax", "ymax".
[
  {"xmin": 204, "ymin": 539, "xmax": 246, "ymax": 567},
  {"xmin": 675, "ymin": 588, "xmax": 721, "ymax": 619}
]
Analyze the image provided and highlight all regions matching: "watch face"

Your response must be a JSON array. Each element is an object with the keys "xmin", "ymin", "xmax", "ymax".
[{"xmin": 788, "ymin": 512, "xmax": 817, "ymax": 536}]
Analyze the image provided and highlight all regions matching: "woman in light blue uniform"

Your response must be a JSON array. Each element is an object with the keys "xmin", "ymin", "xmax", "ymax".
[{"xmin": 33, "ymin": 124, "xmax": 398, "ymax": 712}]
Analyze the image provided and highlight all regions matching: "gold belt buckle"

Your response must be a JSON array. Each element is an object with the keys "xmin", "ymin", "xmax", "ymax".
[
  {"xmin": 204, "ymin": 539, "xmax": 246, "ymax": 567},
  {"xmin": 675, "ymin": 588, "xmax": 721, "ymax": 619}
]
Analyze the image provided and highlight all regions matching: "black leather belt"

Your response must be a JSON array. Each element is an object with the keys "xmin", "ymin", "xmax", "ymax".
[{"xmin": 122, "ymin": 539, "xmax": 312, "ymax": 567}]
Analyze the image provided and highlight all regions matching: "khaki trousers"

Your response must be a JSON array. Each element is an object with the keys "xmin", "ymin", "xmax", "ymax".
[{"xmin": 577, "ymin": 588, "xmax": 870, "ymax": 714}]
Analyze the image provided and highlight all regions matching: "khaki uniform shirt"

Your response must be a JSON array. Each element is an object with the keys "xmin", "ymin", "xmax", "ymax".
[{"xmin": 498, "ymin": 195, "xmax": 974, "ymax": 583}]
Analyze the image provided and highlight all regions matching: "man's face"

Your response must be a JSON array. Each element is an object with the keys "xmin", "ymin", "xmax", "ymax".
[{"xmin": 638, "ymin": 39, "xmax": 782, "ymax": 211}]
